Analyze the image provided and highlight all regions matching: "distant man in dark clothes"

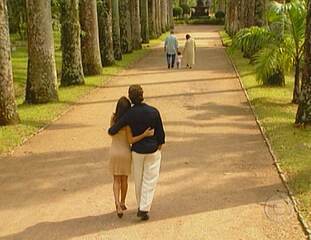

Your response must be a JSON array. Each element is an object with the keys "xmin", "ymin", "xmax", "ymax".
[{"xmin": 108, "ymin": 85, "xmax": 165, "ymax": 221}]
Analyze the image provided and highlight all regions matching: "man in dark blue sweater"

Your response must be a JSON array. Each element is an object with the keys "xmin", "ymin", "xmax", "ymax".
[{"xmin": 108, "ymin": 85, "xmax": 165, "ymax": 220}]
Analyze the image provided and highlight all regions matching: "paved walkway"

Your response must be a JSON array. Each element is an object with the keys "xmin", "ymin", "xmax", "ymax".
[{"xmin": 0, "ymin": 25, "xmax": 306, "ymax": 240}]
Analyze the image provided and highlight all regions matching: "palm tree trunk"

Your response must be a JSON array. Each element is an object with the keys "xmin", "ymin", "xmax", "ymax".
[
  {"xmin": 97, "ymin": 0, "xmax": 115, "ymax": 66},
  {"xmin": 119, "ymin": 0, "xmax": 132, "ymax": 53},
  {"xmin": 25, "ymin": 0, "xmax": 58, "ymax": 104},
  {"xmin": 226, "ymin": 0, "xmax": 265, "ymax": 36},
  {"xmin": 167, "ymin": 0, "xmax": 174, "ymax": 30},
  {"xmin": 161, "ymin": 0, "xmax": 167, "ymax": 32},
  {"xmin": 60, "ymin": 0, "xmax": 84, "ymax": 86},
  {"xmin": 296, "ymin": 0, "xmax": 311, "ymax": 126},
  {"xmin": 130, "ymin": 0, "xmax": 142, "ymax": 50},
  {"xmin": 239, "ymin": 0, "xmax": 256, "ymax": 29},
  {"xmin": 79, "ymin": 0, "xmax": 102, "ymax": 75},
  {"xmin": 155, "ymin": 0, "xmax": 161, "ymax": 37},
  {"xmin": 225, "ymin": 0, "xmax": 239, "ymax": 36},
  {"xmin": 140, "ymin": 0, "xmax": 149, "ymax": 43},
  {"xmin": 0, "ymin": 0, "xmax": 19, "ymax": 125},
  {"xmin": 246, "ymin": 0, "xmax": 256, "ymax": 27},
  {"xmin": 255, "ymin": 0, "xmax": 266, "ymax": 27},
  {"xmin": 112, "ymin": 0, "xmax": 122, "ymax": 60},
  {"xmin": 292, "ymin": 59, "xmax": 300, "ymax": 104},
  {"xmin": 148, "ymin": 0, "xmax": 156, "ymax": 39},
  {"xmin": 218, "ymin": 0, "xmax": 225, "ymax": 12}
]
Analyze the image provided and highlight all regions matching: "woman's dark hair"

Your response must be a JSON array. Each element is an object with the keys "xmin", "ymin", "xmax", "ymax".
[
  {"xmin": 114, "ymin": 97, "xmax": 131, "ymax": 122},
  {"xmin": 186, "ymin": 34, "xmax": 191, "ymax": 40},
  {"xmin": 128, "ymin": 85, "xmax": 144, "ymax": 105}
]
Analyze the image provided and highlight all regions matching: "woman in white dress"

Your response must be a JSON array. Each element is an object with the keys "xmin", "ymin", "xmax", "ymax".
[{"xmin": 183, "ymin": 34, "xmax": 196, "ymax": 69}]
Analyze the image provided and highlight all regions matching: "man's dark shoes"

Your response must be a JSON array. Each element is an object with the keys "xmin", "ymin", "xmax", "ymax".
[
  {"xmin": 137, "ymin": 209, "xmax": 143, "ymax": 217},
  {"xmin": 168, "ymin": 64, "xmax": 170, "ymax": 69},
  {"xmin": 137, "ymin": 209, "xmax": 149, "ymax": 221},
  {"xmin": 140, "ymin": 211, "xmax": 149, "ymax": 221}
]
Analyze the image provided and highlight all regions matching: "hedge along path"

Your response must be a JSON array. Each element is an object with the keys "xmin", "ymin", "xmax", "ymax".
[{"xmin": 0, "ymin": 25, "xmax": 306, "ymax": 240}]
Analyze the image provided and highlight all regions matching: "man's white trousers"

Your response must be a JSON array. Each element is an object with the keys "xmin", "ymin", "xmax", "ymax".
[{"xmin": 132, "ymin": 150, "xmax": 161, "ymax": 212}]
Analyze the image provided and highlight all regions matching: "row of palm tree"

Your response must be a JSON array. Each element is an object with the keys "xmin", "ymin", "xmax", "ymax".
[
  {"xmin": 231, "ymin": 0, "xmax": 306, "ymax": 103},
  {"xmin": 228, "ymin": 0, "xmax": 311, "ymax": 126},
  {"xmin": 225, "ymin": 0, "xmax": 267, "ymax": 36},
  {"xmin": 0, "ymin": 0, "xmax": 174, "ymax": 126}
]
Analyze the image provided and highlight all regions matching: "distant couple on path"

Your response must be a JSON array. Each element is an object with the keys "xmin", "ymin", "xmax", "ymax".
[
  {"xmin": 108, "ymin": 85, "xmax": 165, "ymax": 220},
  {"xmin": 164, "ymin": 30, "xmax": 196, "ymax": 69}
]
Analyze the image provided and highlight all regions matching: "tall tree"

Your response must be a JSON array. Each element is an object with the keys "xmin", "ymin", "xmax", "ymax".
[
  {"xmin": 155, "ymin": 0, "xmax": 161, "ymax": 36},
  {"xmin": 225, "ymin": 0, "xmax": 239, "ymax": 36},
  {"xmin": 148, "ymin": 0, "xmax": 157, "ymax": 39},
  {"xmin": 60, "ymin": 0, "xmax": 84, "ymax": 86},
  {"xmin": 255, "ymin": 0, "xmax": 266, "ymax": 27},
  {"xmin": 97, "ymin": 0, "xmax": 115, "ymax": 66},
  {"xmin": 140, "ymin": 0, "xmax": 149, "ymax": 43},
  {"xmin": 161, "ymin": 0, "xmax": 168, "ymax": 32},
  {"xmin": 25, "ymin": 0, "xmax": 58, "ymax": 104},
  {"xmin": 167, "ymin": 0, "xmax": 174, "ymax": 30},
  {"xmin": 225, "ymin": 0, "xmax": 266, "ymax": 36},
  {"xmin": 7, "ymin": 0, "xmax": 27, "ymax": 40},
  {"xmin": 218, "ymin": 0, "xmax": 225, "ymax": 12},
  {"xmin": 112, "ymin": 0, "xmax": 122, "ymax": 60},
  {"xmin": 0, "ymin": 0, "xmax": 19, "ymax": 125},
  {"xmin": 119, "ymin": 0, "xmax": 132, "ymax": 53},
  {"xmin": 238, "ymin": 0, "xmax": 256, "ymax": 30},
  {"xmin": 79, "ymin": 0, "xmax": 102, "ymax": 75},
  {"xmin": 295, "ymin": 0, "xmax": 311, "ymax": 126},
  {"xmin": 130, "ymin": 0, "xmax": 142, "ymax": 49}
]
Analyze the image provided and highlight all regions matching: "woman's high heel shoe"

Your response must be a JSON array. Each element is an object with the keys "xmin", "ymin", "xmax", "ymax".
[
  {"xmin": 120, "ymin": 203, "xmax": 127, "ymax": 211},
  {"xmin": 116, "ymin": 203, "xmax": 123, "ymax": 218}
]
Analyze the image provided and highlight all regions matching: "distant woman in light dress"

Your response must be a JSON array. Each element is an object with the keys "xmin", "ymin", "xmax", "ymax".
[
  {"xmin": 183, "ymin": 34, "xmax": 196, "ymax": 69},
  {"xmin": 109, "ymin": 97, "xmax": 154, "ymax": 218}
]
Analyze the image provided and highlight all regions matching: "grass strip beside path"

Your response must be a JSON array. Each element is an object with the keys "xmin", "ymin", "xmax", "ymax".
[
  {"xmin": 0, "ymin": 34, "xmax": 167, "ymax": 154},
  {"xmin": 219, "ymin": 31, "xmax": 311, "ymax": 226}
]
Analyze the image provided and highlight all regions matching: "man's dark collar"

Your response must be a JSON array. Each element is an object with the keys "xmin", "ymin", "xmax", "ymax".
[{"xmin": 133, "ymin": 102, "xmax": 145, "ymax": 107}]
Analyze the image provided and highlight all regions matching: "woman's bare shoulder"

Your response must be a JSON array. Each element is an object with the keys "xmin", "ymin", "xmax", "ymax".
[{"xmin": 110, "ymin": 114, "xmax": 116, "ymax": 126}]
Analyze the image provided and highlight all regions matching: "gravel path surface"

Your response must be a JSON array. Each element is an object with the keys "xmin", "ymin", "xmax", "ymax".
[{"xmin": 0, "ymin": 25, "xmax": 306, "ymax": 240}]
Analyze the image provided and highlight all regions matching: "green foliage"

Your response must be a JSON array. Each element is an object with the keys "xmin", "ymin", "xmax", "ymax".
[
  {"xmin": 7, "ymin": 0, "xmax": 27, "ymax": 39},
  {"xmin": 173, "ymin": 6, "xmax": 183, "ymax": 18},
  {"xmin": 180, "ymin": 3, "xmax": 191, "ymax": 15},
  {"xmin": 215, "ymin": 10, "xmax": 225, "ymax": 20},
  {"xmin": 219, "ymin": 30, "xmax": 232, "ymax": 47},
  {"xmin": 231, "ymin": 0, "xmax": 306, "ymax": 86},
  {"xmin": 51, "ymin": 0, "xmax": 61, "ymax": 30},
  {"xmin": 173, "ymin": 0, "xmax": 196, "ymax": 7},
  {"xmin": 231, "ymin": 27, "xmax": 273, "ymax": 58},
  {"xmin": 7, "ymin": 0, "xmax": 61, "ymax": 38},
  {"xmin": 175, "ymin": 16, "xmax": 224, "ymax": 25},
  {"xmin": 255, "ymin": 44, "xmax": 289, "ymax": 86}
]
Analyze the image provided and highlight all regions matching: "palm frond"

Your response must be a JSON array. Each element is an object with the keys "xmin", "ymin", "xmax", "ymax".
[
  {"xmin": 286, "ymin": 0, "xmax": 306, "ymax": 53},
  {"xmin": 255, "ymin": 45, "xmax": 280, "ymax": 84},
  {"xmin": 266, "ymin": 1, "xmax": 288, "ymax": 41},
  {"xmin": 254, "ymin": 38, "xmax": 295, "ymax": 84},
  {"xmin": 231, "ymin": 27, "xmax": 273, "ymax": 58}
]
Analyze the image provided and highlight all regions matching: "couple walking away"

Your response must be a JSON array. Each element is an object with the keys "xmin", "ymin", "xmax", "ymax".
[
  {"xmin": 108, "ymin": 85, "xmax": 165, "ymax": 221},
  {"xmin": 164, "ymin": 30, "xmax": 196, "ymax": 69}
]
